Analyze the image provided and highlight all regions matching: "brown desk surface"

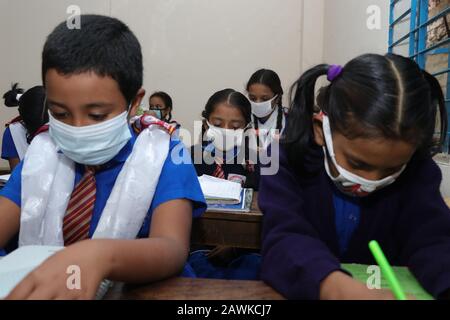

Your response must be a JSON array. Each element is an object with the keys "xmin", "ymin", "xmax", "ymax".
[
  {"xmin": 105, "ymin": 277, "xmax": 283, "ymax": 300},
  {"xmin": 191, "ymin": 192, "xmax": 263, "ymax": 249}
]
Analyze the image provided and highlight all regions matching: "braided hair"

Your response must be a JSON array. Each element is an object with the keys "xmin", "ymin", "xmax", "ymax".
[{"xmin": 246, "ymin": 69, "xmax": 284, "ymax": 149}]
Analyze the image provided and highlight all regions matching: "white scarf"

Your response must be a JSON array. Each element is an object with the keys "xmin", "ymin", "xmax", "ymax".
[
  {"xmin": 19, "ymin": 120, "xmax": 171, "ymax": 246},
  {"xmin": 9, "ymin": 122, "xmax": 29, "ymax": 160}
]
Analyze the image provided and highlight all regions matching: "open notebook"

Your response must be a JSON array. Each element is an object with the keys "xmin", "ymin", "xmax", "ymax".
[
  {"xmin": 0, "ymin": 174, "xmax": 10, "ymax": 188},
  {"xmin": 0, "ymin": 245, "xmax": 112, "ymax": 299},
  {"xmin": 342, "ymin": 263, "xmax": 433, "ymax": 300},
  {"xmin": 198, "ymin": 175, "xmax": 242, "ymax": 204}
]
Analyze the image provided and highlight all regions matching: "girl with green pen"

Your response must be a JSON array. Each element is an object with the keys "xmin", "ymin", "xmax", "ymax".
[{"xmin": 259, "ymin": 53, "xmax": 450, "ymax": 300}]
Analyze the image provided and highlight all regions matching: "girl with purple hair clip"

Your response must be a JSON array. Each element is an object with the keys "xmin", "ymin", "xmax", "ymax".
[{"xmin": 259, "ymin": 53, "xmax": 450, "ymax": 300}]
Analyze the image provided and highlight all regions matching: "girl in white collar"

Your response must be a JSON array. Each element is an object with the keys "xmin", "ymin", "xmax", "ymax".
[{"xmin": 246, "ymin": 69, "xmax": 287, "ymax": 151}]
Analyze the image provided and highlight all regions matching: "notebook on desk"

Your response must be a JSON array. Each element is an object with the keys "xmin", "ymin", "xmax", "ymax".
[
  {"xmin": 206, "ymin": 188, "xmax": 254, "ymax": 213},
  {"xmin": 342, "ymin": 263, "xmax": 433, "ymax": 300},
  {"xmin": 0, "ymin": 245, "xmax": 112, "ymax": 299},
  {"xmin": 198, "ymin": 175, "xmax": 243, "ymax": 205}
]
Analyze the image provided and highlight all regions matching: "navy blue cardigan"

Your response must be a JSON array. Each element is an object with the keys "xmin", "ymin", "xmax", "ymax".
[{"xmin": 259, "ymin": 145, "xmax": 450, "ymax": 299}]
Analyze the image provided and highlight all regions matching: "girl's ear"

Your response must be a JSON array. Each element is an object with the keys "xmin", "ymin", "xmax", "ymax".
[
  {"xmin": 312, "ymin": 114, "xmax": 325, "ymax": 147},
  {"xmin": 202, "ymin": 118, "xmax": 209, "ymax": 130},
  {"xmin": 129, "ymin": 88, "xmax": 146, "ymax": 117}
]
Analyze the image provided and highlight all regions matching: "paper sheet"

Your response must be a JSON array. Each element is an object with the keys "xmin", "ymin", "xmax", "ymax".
[{"xmin": 342, "ymin": 263, "xmax": 434, "ymax": 300}]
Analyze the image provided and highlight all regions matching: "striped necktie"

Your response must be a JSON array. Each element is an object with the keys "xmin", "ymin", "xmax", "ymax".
[
  {"xmin": 212, "ymin": 157, "xmax": 226, "ymax": 180},
  {"xmin": 63, "ymin": 166, "xmax": 96, "ymax": 246}
]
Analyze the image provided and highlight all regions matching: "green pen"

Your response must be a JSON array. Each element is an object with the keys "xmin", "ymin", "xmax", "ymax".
[{"xmin": 368, "ymin": 240, "xmax": 407, "ymax": 300}]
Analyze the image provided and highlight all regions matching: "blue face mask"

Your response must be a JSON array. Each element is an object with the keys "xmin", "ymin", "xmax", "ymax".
[
  {"xmin": 48, "ymin": 110, "xmax": 131, "ymax": 165},
  {"xmin": 153, "ymin": 109, "xmax": 163, "ymax": 120}
]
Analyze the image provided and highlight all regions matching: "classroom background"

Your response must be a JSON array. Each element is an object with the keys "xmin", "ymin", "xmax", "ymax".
[{"xmin": 1, "ymin": 0, "xmax": 450, "ymax": 196}]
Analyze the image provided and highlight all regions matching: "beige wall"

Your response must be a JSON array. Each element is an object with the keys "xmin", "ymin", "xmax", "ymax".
[
  {"xmin": 0, "ymin": 0, "xmax": 110, "ymax": 168},
  {"xmin": 111, "ymin": 0, "xmax": 308, "ymax": 143},
  {"xmin": 0, "ymin": 0, "xmax": 394, "ymax": 167},
  {"xmin": 323, "ymin": 0, "xmax": 389, "ymax": 64},
  {"xmin": 0, "ymin": 0, "xmax": 322, "ymax": 167}
]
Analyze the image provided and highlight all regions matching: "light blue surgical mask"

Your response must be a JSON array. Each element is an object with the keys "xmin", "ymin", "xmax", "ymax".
[
  {"xmin": 153, "ymin": 109, "xmax": 163, "ymax": 120},
  {"xmin": 48, "ymin": 110, "xmax": 132, "ymax": 165}
]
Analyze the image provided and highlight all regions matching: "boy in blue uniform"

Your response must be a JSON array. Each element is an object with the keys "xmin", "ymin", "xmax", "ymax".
[{"xmin": 0, "ymin": 14, "xmax": 205, "ymax": 299}]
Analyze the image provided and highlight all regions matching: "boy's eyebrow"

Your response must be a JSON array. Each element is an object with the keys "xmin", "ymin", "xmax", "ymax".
[
  {"xmin": 46, "ymin": 99, "xmax": 67, "ymax": 108},
  {"xmin": 47, "ymin": 100, "xmax": 114, "ymax": 109}
]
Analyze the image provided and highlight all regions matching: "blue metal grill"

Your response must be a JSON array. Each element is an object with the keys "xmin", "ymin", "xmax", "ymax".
[{"xmin": 389, "ymin": 0, "xmax": 449, "ymax": 150}]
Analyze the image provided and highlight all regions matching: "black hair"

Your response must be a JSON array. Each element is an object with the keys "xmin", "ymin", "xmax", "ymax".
[
  {"xmin": 3, "ymin": 83, "xmax": 24, "ymax": 107},
  {"xmin": 284, "ymin": 53, "xmax": 447, "ymax": 172},
  {"xmin": 246, "ymin": 69, "xmax": 284, "ymax": 147},
  {"xmin": 150, "ymin": 91, "xmax": 173, "ymax": 121},
  {"xmin": 42, "ymin": 14, "xmax": 143, "ymax": 105},
  {"xmin": 201, "ymin": 89, "xmax": 253, "ymax": 164},
  {"xmin": 3, "ymin": 83, "xmax": 47, "ymax": 143},
  {"xmin": 202, "ymin": 89, "xmax": 252, "ymax": 125}
]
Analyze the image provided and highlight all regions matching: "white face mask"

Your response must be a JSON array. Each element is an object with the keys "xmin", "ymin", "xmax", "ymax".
[
  {"xmin": 321, "ymin": 114, "xmax": 406, "ymax": 197},
  {"xmin": 205, "ymin": 121, "xmax": 245, "ymax": 152},
  {"xmin": 250, "ymin": 95, "xmax": 278, "ymax": 118},
  {"xmin": 49, "ymin": 110, "xmax": 132, "ymax": 165}
]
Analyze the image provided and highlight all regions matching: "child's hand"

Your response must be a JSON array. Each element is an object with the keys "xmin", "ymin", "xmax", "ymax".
[
  {"xmin": 320, "ymin": 271, "xmax": 402, "ymax": 300},
  {"xmin": 5, "ymin": 240, "xmax": 111, "ymax": 300}
]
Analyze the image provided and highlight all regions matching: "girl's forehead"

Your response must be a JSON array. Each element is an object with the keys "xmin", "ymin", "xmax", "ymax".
[
  {"xmin": 149, "ymin": 96, "xmax": 164, "ymax": 104},
  {"xmin": 210, "ymin": 103, "xmax": 246, "ymax": 120},
  {"xmin": 334, "ymin": 132, "xmax": 416, "ymax": 168},
  {"xmin": 248, "ymin": 83, "xmax": 274, "ymax": 96}
]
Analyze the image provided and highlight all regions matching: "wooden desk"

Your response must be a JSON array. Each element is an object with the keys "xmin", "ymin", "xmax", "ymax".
[
  {"xmin": 104, "ymin": 277, "xmax": 283, "ymax": 300},
  {"xmin": 191, "ymin": 192, "xmax": 263, "ymax": 250}
]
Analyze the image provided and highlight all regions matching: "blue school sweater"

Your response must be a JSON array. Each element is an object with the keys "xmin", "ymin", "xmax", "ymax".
[{"xmin": 259, "ymin": 144, "xmax": 450, "ymax": 299}]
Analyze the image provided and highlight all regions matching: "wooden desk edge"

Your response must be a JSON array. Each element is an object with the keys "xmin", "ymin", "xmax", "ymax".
[{"xmin": 105, "ymin": 277, "xmax": 284, "ymax": 300}]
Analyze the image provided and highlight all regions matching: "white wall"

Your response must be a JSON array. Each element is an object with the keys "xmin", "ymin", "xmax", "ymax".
[
  {"xmin": 111, "ymin": 0, "xmax": 307, "ymax": 143},
  {"xmin": 0, "ymin": 0, "xmax": 110, "ymax": 168},
  {"xmin": 323, "ymin": 0, "xmax": 389, "ymax": 65},
  {"xmin": 0, "ymin": 0, "xmax": 323, "ymax": 167},
  {"xmin": 321, "ymin": 0, "xmax": 450, "ymax": 197}
]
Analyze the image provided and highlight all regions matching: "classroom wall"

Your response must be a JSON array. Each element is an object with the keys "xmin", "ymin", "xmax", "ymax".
[
  {"xmin": 111, "ymin": 0, "xmax": 310, "ymax": 145},
  {"xmin": 0, "ymin": 0, "xmax": 111, "ymax": 168},
  {"xmin": 0, "ymin": 0, "xmax": 326, "ymax": 168},
  {"xmin": 322, "ymin": 0, "xmax": 450, "ymax": 197},
  {"xmin": 323, "ymin": 0, "xmax": 389, "ymax": 64}
]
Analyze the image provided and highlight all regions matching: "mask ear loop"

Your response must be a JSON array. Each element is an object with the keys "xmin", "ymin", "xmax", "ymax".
[{"xmin": 42, "ymin": 95, "xmax": 49, "ymax": 124}]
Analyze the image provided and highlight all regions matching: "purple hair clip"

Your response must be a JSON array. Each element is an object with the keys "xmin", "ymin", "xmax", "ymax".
[{"xmin": 327, "ymin": 64, "xmax": 343, "ymax": 82}]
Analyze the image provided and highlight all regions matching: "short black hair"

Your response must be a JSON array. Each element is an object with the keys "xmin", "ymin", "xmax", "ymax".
[{"xmin": 42, "ymin": 14, "xmax": 143, "ymax": 104}]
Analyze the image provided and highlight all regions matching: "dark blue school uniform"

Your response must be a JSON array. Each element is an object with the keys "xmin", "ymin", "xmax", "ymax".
[
  {"xmin": 1, "ymin": 127, "xmax": 19, "ymax": 160},
  {"xmin": 0, "ymin": 128, "xmax": 206, "ymax": 274},
  {"xmin": 259, "ymin": 144, "xmax": 450, "ymax": 299}
]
